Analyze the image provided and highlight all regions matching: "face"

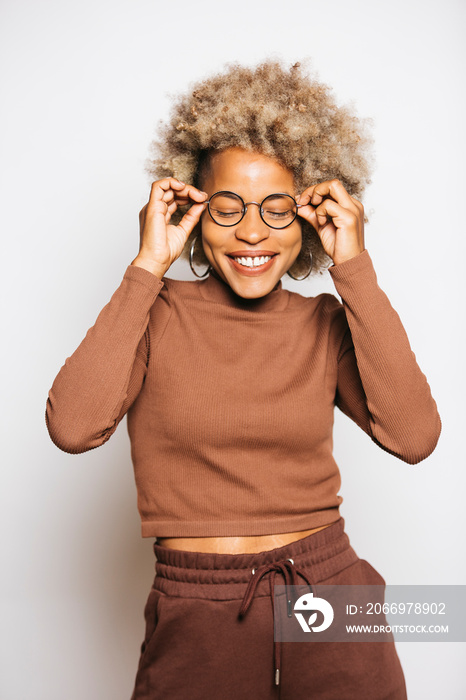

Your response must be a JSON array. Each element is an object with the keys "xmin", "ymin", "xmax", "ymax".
[{"xmin": 200, "ymin": 147, "xmax": 302, "ymax": 299}]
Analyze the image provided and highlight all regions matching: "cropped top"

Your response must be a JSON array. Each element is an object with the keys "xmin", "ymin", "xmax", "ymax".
[{"xmin": 45, "ymin": 250, "xmax": 442, "ymax": 537}]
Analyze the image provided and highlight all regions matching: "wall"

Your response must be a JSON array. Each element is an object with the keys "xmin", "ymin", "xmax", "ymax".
[{"xmin": 1, "ymin": 0, "xmax": 465, "ymax": 697}]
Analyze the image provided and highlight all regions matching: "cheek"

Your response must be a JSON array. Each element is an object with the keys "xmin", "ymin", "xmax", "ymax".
[
  {"xmin": 200, "ymin": 218, "xmax": 226, "ymax": 252},
  {"xmin": 199, "ymin": 215, "xmax": 212, "ymax": 244},
  {"xmin": 284, "ymin": 223, "xmax": 302, "ymax": 251}
]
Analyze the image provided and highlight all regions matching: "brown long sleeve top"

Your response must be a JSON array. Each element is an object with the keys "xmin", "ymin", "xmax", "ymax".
[{"xmin": 45, "ymin": 250, "xmax": 442, "ymax": 537}]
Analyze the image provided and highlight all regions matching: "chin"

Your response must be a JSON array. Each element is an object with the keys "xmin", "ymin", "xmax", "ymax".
[
  {"xmin": 228, "ymin": 274, "xmax": 280, "ymax": 299},
  {"xmin": 211, "ymin": 255, "xmax": 285, "ymax": 298}
]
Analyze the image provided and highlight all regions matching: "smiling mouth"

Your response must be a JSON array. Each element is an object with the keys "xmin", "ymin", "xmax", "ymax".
[{"xmin": 230, "ymin": 255, "xmax": 274, "ymax": 268}]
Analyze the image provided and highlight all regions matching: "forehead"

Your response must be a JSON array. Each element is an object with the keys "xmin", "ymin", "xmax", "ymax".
[{"xmin": 204, "ymin": 147, "xmax": 295, "ymax": 197}]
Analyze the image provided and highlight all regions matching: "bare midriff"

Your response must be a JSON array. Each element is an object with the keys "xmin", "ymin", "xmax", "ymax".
[{"xmin": 156, "ymin": 524, "xmax": 333, "ymax": 554}]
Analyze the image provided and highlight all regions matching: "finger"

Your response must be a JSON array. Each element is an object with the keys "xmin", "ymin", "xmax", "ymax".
[
  {"xmin": 297, "ymin": 197, "xmax": 352, "ymax": 229},
  {"xmin": 164, "ymin": 188, "xmax": 207, "ymax": 208},
  {"xmin": 313, "ymin": 197, "xmax": 351, "ymax": 223},
  {"xmin": 295, "ymin": 190, "xmax": 312, "ymax": 206},
  {"xmin": 147, "ymin": 180, "xmax": 186, "ymax": 214},
  {"xmin": 296, "ymin": 201, "xmax": 317, "ymax": 226},
  {"xmin": 167, "ymin": 194, "xmax": 190, "ymax": 205},
  {"xmin": 152, "ymin": 177, "xmax": 184, "ymax": 194},
  {"xmin": 166, "ymin": 201, "xmax": 178, "ymax": 219},
  {"xmin": 296, "ymin": 186, "xmax": 326, "ymax": 207},
  {"xmin": 150, "ymin": 178, "xmax": 207, "ymax": 204},
  {"xmin": 161, "ymin": 186, "xmax": 189, "ymax": 202},
  {"xmin": 162, "ymin": 191, "xmax": 175, "ymax": 205},
  {"xmin": 164, "ymin": 199, "xmax": 188, "ymax": 224},
  {"xmin": 177, "ymin": 202, "xmax": 208, "ymax": 238},
  {"xmin": 297, "ymin": 180, "xmax": 358, "ymax": 210},
  {"xmin": 164, "ymin": 196, "xmax": 202, "ymax": 224},
  {"xmin": 314, "ymin": 200, "xmax": 365, "ymax": 241},
  {"xmin": 161, "ymin": 190, "xmax": 194, "ymax": 207},
  {"xmin": 177, "ymin": 184, "xmax": 208, "ymax": 202},
  {"xmin": 157, "ymin": 178, "xmax": 206, "ymax": 198},
  {"xmin": 310, "ymin": 179, "xmax": 359, "ymax": 211}
]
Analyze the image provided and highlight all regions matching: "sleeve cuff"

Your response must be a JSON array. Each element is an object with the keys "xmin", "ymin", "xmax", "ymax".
[
  {"xmin": 327, "ymin": 249, "xmax": 382, "ymax": 308},
  {"xmin": 123, "ymin": 264, "xmax": 165, "ymax": 293},
  {"xmin": 328, "ymin": 249, "xmax": 374, "ymax": 283}
]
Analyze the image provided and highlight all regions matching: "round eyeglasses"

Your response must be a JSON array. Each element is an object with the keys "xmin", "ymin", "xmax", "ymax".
[{"xmin": 205, "ymin": 191, "xmax": 300, "ymax": 229}]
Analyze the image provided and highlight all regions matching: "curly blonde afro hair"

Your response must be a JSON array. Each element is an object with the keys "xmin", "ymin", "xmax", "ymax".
[{"xmin": 144, "ymin": 58, "xmax": 374, "ymax": 278}]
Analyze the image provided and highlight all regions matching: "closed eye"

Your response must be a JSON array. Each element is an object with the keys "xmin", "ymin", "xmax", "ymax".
[
  {"xmin": 211, "ymin": 209, "xmax": 241, "ymax": 218},
  {"xmin": 264, "ymin": 209, "xmax": 293, "ymax": 218}
]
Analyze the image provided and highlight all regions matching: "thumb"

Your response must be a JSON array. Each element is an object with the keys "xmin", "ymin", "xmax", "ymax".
[
  {"xmin": 177, "ymin": 202, "xmax": 207, "ymax": 238},
  {"xmin": 297, "ymin": 203, "xmax": 319, "ymax": 230}
]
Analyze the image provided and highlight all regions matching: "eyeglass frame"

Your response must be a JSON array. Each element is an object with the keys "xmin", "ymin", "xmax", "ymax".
[{"xmin": 204, "ymin": 190, "xmax": 304, "ymax": 230}]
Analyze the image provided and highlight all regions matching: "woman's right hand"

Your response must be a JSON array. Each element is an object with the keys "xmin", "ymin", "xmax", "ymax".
[{"xmin": 131, "ymin": 178, "xmax": 208, "ymax": 279}]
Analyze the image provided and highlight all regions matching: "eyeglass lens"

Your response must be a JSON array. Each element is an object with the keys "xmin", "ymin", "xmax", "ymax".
[{"xmin": 208, "ymin": 192, "xmax": 297, "ymax": 229}]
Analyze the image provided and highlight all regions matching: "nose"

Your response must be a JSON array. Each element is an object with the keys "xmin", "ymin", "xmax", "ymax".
[{"xmin": 235, "ymin": 203, "xmax": 270, "ymax": 243}]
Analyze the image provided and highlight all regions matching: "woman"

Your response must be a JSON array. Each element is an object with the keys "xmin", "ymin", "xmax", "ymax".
[{"xmin": 45, "ymin": 60, "xmax": 441, "ymax": 699}]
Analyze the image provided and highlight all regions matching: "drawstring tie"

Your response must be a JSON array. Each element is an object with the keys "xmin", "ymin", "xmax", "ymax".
[{"xmin": 238, "ymin": 557, "xmax": 316, "ymax": 687}]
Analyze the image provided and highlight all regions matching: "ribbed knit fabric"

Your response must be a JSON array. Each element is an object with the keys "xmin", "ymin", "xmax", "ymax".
[{"xmin": 45, "ymin": 250, "xmax": 442, "ymax": 537}]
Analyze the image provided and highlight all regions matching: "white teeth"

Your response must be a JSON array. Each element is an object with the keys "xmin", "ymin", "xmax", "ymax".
[{"xmin": 232, "ymin": 256, "xmax": 272, "ymax": 268}]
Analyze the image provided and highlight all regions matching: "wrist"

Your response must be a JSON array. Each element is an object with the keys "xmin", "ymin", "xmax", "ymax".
[
  {"xmin": 332, "ymin": 248, "xmax": 366, "ymax": 267},
  {"xmin": 130, "ymin": 256, "xmax": 169, "ymax": 280},
  {"xmin": 328, "ymin": 249, "xmax": 372, "ymax": 282}
]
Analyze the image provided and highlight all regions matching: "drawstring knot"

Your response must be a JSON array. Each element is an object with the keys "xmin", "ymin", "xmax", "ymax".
[{"xmin": 238, "ymin": 557, "xmax": 316, "ymax": 686}]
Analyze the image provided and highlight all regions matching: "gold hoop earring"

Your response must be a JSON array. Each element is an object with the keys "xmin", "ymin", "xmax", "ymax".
[
  {"xmin": 189, "ymin": 235, "xmax": 211, "ymax": 278},
  {"xmin": 286, "ymin": 252, "xmax": 313, "ymax": 280}
]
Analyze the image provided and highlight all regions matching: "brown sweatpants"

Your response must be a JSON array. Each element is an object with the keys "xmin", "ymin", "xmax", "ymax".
[{"xmin": 131, "ymin": 517, "xmax": 407, "ymax": 699}]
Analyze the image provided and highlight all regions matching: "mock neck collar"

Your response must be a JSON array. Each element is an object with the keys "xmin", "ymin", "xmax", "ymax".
[{"xmin": 198, "ymin": 266, "xmax": 289, "ymax": 312}]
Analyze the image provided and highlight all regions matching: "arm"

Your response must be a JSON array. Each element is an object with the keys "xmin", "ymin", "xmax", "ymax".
[
  {"xmin": 45, "ymin": 176, "xmax": 208, "ymax": 454},
  {"xmin": 297, "ymin": 178, "xmax": 441, "ymax": 464},
  {"xmin": 329, "ymin": 250, "xmax": 441, "ymax": 464},
  {"xmin": 45, "ymin": 264, "xmax": 164, "ymax": 454}
]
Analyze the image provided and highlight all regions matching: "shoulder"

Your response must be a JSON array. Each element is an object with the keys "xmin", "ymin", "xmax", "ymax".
[
  {"xmin": 284, "ymin": 287, "xmax": 348, "ymax": 348},
  {"xmin": 143, "ymin": 276, "xmax": 200, "ymax": 311},
  {"xmin": 159, "ymin": 275, "xmax": 205, "ymax": 299},
  {"xmin": 285, "ymin": 286, "xmax": 343, "ymax": 316}
]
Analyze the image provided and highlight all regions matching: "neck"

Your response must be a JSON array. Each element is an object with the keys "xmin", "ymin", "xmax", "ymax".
[{"xmin": 199, "ymin": 266, "xmax": 288, "ymax": 312}]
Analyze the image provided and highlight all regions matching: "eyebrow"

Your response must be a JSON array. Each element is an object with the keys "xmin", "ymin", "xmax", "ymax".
[
  {"xmin": 214, "ymin": 191, "xmax": 295, "ymax": 201},
  {"xmin": 263, "ymin": 194, "xmax": 292, "ymax": 201},
  {"xmin": 215, "ymin": 192, "xmax": 242, "ymax": 201}
]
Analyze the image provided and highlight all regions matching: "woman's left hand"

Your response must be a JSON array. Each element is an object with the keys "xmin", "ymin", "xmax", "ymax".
[{"xmin": 296, "ymin": 179, "xmax": 365, "ymax": 266}]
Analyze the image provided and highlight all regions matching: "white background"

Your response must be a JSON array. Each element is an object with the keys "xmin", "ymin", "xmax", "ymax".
[{"xmin": 1, "ymin": 0, "xmax": 465, "ymax": 698}]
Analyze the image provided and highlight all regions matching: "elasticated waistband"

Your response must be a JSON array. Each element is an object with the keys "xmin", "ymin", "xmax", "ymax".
[{"xmin": 152, "ymin": 517, "xmax": 358, "ymax": 600}]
